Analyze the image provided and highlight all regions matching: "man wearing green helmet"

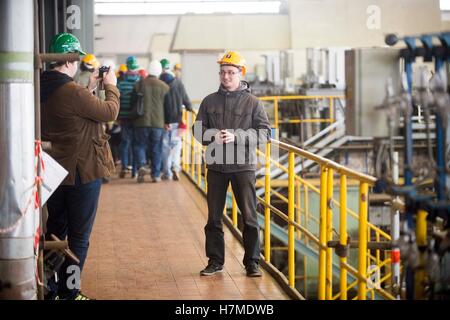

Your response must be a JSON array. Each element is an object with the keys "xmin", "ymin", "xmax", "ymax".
[
  {"xmin": 41, "ymin": 32, "xmax": 120, "ymax": 300},
  {"xmin": 117, "ymin": 55, "xmax": 142, "ymax": 179}
]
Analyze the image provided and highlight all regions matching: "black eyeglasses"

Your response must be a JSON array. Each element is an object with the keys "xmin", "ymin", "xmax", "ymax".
[{"xmin": 219, "ymin": 70, "xmax": 239, "ymax": 76}]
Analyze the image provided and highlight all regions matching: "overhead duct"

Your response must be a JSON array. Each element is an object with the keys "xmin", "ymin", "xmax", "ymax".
[{"xmin": 0, "ymin": 0, "xmax": 38, "ymax": 299}]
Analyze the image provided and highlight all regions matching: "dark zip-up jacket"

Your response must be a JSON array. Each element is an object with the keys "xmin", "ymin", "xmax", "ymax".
[
  {"xmin": 160, "ymin": 74, "xmax": 192, "ymax": 124},
  {"xmin": 133, "ymin": 75, "xmax": 169, "ymax": 128},
  {"xmin": 193, "ymin": 81, "xmax": 270, "ymax": 173}
]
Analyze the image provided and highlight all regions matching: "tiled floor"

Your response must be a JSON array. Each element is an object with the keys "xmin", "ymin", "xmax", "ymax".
[{"xmin": 82, "ymin": 173, "xmax": 289, "ymax": 300}]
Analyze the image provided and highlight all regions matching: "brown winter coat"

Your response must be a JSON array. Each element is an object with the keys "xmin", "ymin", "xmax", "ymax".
[{"xmin": 41, "ymin": 73, "xmax": 120, "ymax": 185}]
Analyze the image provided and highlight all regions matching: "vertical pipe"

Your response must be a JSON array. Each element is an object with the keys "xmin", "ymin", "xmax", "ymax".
[
  {"xmin": 435, "ymin": 113, "xmax": 446, "ymax": 200},
  {"xmin": 326, "ymin": 168, "xmax": 333, "ymax": 299},
  {"xmin": 53, "ymin": 0, "xmax": 59, "ymax": 35},
  {"xmin": 358, "ymin": 182, "xmax": 369, "ymax": 300},
  {"xmin": 288, "ymin": 152, "xmax": 295, "ymax": 288},
  {"xmin": 415, "ymin": 209, "xmax": 427, "ymax": 299},
  {"xmin": 264, "ymin": 143, "xmax": 271, "ymax": 262},
  {"xmin": 390, "ymin": 152, "xmax": 400, "ymax": 298},
  {"xmin": 318, "ymin": 166, "xmax": 328, "ymax": 300},
  {"xmin": 0, "ymin": 0, "xmax": 37, "ymax": 300},
  {"xmin": 339, "ymin": 175, "xmax": 347, "ymax": 300},
  {"xmin": 34, "ymin": 0, "xmax": 44, "ymax": 301}
]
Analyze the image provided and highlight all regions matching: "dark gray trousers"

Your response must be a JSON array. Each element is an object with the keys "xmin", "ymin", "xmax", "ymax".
[{"xmin": 205, "ymin": 170, "xmax": 260, "ymax": 267}]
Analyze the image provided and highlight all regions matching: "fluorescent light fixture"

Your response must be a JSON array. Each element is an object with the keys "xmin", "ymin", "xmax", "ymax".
[
  {"xmin": 441, "ymin": 0, "xmax": 450, "ymax": 10},
  {"xmin": 95, "ymin": 1, "xmax": 281, "ymax": 15}
]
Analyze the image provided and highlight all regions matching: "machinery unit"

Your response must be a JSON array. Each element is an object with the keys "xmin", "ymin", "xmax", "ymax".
[{"xmin": 345, "ymin": 48, "xmax": 401, "ymax": 137}]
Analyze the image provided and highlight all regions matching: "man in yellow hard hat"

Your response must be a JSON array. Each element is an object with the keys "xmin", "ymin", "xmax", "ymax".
[
  {"xmin": 75, "ymin": 53, "xmax": 100, "ymax": 87},
  {"xmin": 117, "ymin": 63, "xmax": 128, "ymax": 79},
  {"xmin": 173, "ymin": 63, "xmax": 182, "ymax": 79},
  {"xmin": 193, "ymin": 51, "xmax": 270, "ymax": 277}
]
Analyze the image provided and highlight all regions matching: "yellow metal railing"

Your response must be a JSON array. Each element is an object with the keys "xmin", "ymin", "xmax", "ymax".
[
  {"xmin": 259, "ymin": 95, "xmax": 343, "ymax": 130},
  {"xmin": 181, "ymin": 106, "xmax": 395, "ymax": 300},
  {"xmin": 192, "ymin": 95, "xmax": 344, "ymax": 131}
]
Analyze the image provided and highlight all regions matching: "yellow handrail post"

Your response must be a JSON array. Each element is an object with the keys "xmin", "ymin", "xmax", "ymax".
[
  {"xmin": 358, "ymin": 182, "xmax": 369, "ymax": 300},
  {"xmin": 304, "ymin": 183, "xmax": 309, "ymax": 299},
  {"xmin": 232, "ymin": 190, "xmax": 238, "ymax": 228},
  {"xmin": 190, "ymin": 132, "xmax": 195, "ymax": 178},
  {"xmin": 296, "ymin": 180, "xmax": 302, "ymax": 240},
  {"xmin": 339, "ymin": 174, "xmax": 348, "ymax": 300},
  {"xmin": 203, "ymin": 151, "xmax": 208, "ymax": 193},
  {"xmin": 326, "ymin": 168, "xmax": 334, "ymax": 300},
  {"xmin": 264, "ymin": 143, "xmax": 271, "ymax": 262},
  {"xmin": 274, "ymin": 99, "xmax": 279, "ymax": 131},
  {"xmin": 304, "ymin": 184, "xmax": 309, "ymax": 235},
  {"xmin": 182, "ymin": 111, "xmax": 188, "ymax": 172},
  {"xmin": 415, "ymin": 209, "xmax": 427, "ymax": 299},
  {"xmin": 197, "ymin": 146, "xmax": 202, "ymax": 187},
  {"xmin": 205, "ymin": 167, "xmax": 208, "ymax": 194},
  {"xmin": 376, "ymin": 232, "xmax": 380, "ymax": 271},
  {"xmin": 288, "ymin": 151, "xmax": 295, "ymax": 288},
  {"xmin": 318, "ymin": 166, "xmax": 328, "ymax": 300}
]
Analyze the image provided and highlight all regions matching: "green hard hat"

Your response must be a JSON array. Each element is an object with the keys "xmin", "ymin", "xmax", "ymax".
[
  {"xmin": 126, "ymin": 56, "xmax": 139, "ymax": 71},
  {"xmin": 49, "ymin": 33, "xmax": 86, "ymax": 55},
  {"xmin": 160, "ymin": 58, "xmax": 171, "ymax": 70}
]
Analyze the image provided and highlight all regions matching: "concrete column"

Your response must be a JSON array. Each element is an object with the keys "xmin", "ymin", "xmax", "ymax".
[{"xmin": 0, "ymin": 0, "xmax": 37, "ymax": 300}]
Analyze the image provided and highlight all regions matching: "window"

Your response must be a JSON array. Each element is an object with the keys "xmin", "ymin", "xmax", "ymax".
[{"xmin": 95, "ymin": 0, "xmax": 282, "ymax": 15}]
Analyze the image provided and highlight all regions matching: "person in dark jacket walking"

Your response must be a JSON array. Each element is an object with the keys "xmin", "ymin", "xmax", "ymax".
[
  {"xmin": 134, "ymin": 60, "xmax": 169, "ymax": 183},
  {"xmin": 160, "ymin": 60, "xmax": 192, "ymax": 181},
  {"xmin": 41, "ymin": 33, "xmax": 120, "ymax": 300},
  {"xmin": 193, "ymin": 51, "xmax": 271, "ymax": 277},
  {"xmin": 117, "ymin": 56, "xmax": 141, "ymax": 178}
]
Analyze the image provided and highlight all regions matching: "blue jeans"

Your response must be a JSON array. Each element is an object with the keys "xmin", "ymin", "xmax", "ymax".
[
  {"xmin": 45, "ymin": 171, "xmax": 102, "ymax": 299},
  {"xmin": 134, "ymin": 127, "xmax": 164, "ymax": 177},
  {"xmin": 162, "ymin": 123, "xmax": 182, "ymax": 178},
  {"xmin": 119, "ymin": 121, "xmax": 136, "ymax": 175}
]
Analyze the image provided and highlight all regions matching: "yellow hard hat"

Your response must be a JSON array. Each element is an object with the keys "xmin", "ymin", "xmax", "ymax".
[
  {"xmin": 174, "ymin": 63, "xmax": 182, "ymax": 70},
  {"xmin": 81, "ymin": 53, "xmax": 99, "ymax": 68},
  {"xmin": 217, "ymin": 51, "xmax": 246, "ymax": 76},
  {"xmin": 119, "ymin": 63, "xmax": 128, "ymax": 72}
]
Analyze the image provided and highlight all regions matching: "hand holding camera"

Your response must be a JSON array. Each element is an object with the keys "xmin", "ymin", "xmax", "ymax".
[{"xmin": 101, "ymin": 66, "xmax": 117, "ymax": 86}]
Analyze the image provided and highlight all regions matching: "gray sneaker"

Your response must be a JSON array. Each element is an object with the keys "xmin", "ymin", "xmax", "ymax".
[
  {"xmin": 151, "ymin": 176, "xmax": 161, "ymax": 183},
  {"xmin": 137, "ymin": 167, "xmax": 149, "ymax": 183},
  {"xmin": 245, "ymin": 263, "xmax": 262, "ymax": 277},
  {"xmin": 200, "ymin": 263, "xmax": 223, "ymax": 276}
]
